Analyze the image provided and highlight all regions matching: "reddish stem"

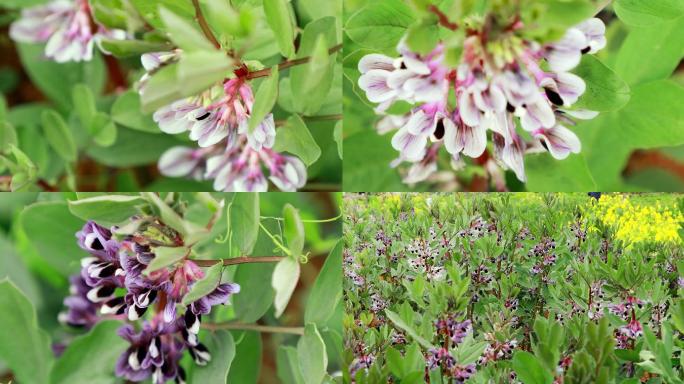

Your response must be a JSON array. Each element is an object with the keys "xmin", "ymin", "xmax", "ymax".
[
  {"xmin": 246, "ymin": 44, "xmax": 343, "ymax": 79},
  {"xmin": 428, "ymin": 5, "xmax": 459, "ymax": 31},
  {"xmin": 193, "ymin": 256, "xmax": 285, "ymax": 267}
]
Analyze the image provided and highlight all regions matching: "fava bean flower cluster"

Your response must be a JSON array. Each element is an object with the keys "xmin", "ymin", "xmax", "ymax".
[
  {"xmin": 142, "ymin": 52, "xmax": 307, "ymax": 192},
  {"xmin": 60, "ymin": 220, "xmax": 239, "ymax": 384},
  {"xmin": 9, "ymin": 0, "xmax": 125, "ymax": 62},
  {"xmin": 358, "ymin": 17, "xmax": 606, "ymax": 185}
]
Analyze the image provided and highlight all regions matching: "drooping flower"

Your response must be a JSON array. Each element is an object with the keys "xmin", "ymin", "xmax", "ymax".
[
  {"xmin": 9, "ymin": 0, "xmax": 126, "ymax": 63},
  {"xmin": 358, "ymin": 17, "xmax": 607, "ymax": 186},
  {"xmin": 62, "ymin": 219, "xmax": 241, "ymax": 384},
  {"xmin": 142, "ymin": 58, "xmax": 308, "ymax": 192}
]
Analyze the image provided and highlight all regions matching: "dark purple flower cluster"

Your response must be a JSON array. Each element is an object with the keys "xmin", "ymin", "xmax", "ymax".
[
  {"xmin": 60, "ymin": 221, "xmax": 240, "ymax": 384},
  {"xmin": 426, "ymin": 347, "xmax": 476, "ymax": 382},
  {"xmin": 435, "ymin": 316, "xmax": 472, "ymax": 347}
]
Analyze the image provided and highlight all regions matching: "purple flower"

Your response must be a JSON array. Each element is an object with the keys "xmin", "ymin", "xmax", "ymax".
[
  {"xmin": 58, "ymin": 275, "xmax": 101, "ymax": 328},
  {"xmin": 158, "ymin": 146, "xmax": 206, "ymax": 179},
  {"xmin": 619, "ymin": 319, "xmax": 643, "ymax": 339},
  {"xmin": 63, "ymin": 219, "xmax": 241, "ymax": 384},
  {"xmin": 9, "ymin": 0, "xmax": 125, "ymax": 63}
]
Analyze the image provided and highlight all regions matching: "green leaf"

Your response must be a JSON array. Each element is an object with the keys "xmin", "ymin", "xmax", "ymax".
[
  {"xmin": 16, "ymin": 43, "xmax": 105, "ymax": 111},
  {"xmin": 272, "ymin": 256, "xmax": 301, "ymax": 318},
  {"xmin": 89, "ymin": 0, "xmax": 127, "ymax": 29},
  {"xmin": 385, "ymin": 309, "xmax": 434, "ymax": 349},
  {"xmin": 333, "ymin": 121, "xmax": 342, "ymax": 159},
  {"xmin": 343, "ymin": 130, "xmax": 408, "ymax": 192},
  {"xmin": 283, "ymin": 203, "xmax": 305, "ymax": 257},
  {"xmin": 229, "ymin": 192, "xmax": 260, "ymax": 255},
  {"xmin": 614, "ymin": 0, "xmax": 684, "ymax": 27},
  {"xmin": 345, "ymin": 0, "xmax": 414, "ymax": 50},
  {"xmin": 50, "ymin": 321, "xmax": 128, "ymax": 384},
  {"xmin": 525, "ymin": 153, "xmax": 597, "ymax": 191},
  {"xmin": 178, "ymin": 51, "xmax": 234, "ymax": 98},
  {"xmin": 159, "ymin": 6, "xmax": 215, "ymax": 51},
  {"xmin": 227, "ymin": 331, "xmax": 262, "ymax": 383},
  {"xmin": 0, "ymin": 121, "xmax": 17, "ymax": 152},
  {"xmin": 143, "ymin": 192, "xmax": 200, "ymax": 237},
  {"xmin": 190, "ymin": 330, "xmax": 236, "ymax": 384},
  {"xmin": 297, "ymin": 323, "xmax": 328, "ymax": 384},
  {"xmin": 86, "ymin": 126, "xmax": 182, "ymax": 166},
  {"xmin": 90, "ymin": 112, "xmax": 118, "ymax": 147},
  {"xmin": 68, "ymin": 195, "xmax": 145, "ymax": 225},
  {"xmin": 232, "ymin": 263, "xmax": 276, "ymax": 323},
  {"xmin": 572, "ymin": 55, "xmax": 631, "ymax": 112},
  {"xmin": 582, "ymin": 80, "xmax": 684, "ymax": 187},
  {"xmin": 18, "ymin": 201, "xmax": 84, "ymax": 276},
  {"xmin": 111, "ymin": 91, "xmax": 160, "ymax": 133},
  {"xmin": 405, "ymin": 20, "xmax": 439, "ymax": 55},
  {"xmin": 204, "ymin": 0, "xmax": 254, "ymax": 38},
  {"xmin": 291, "ymin": 17, "xmax": 337, "ymax": 115},
  {"xmin": 512, "ymin": 351, "xmax": 554, "ymax": 384},
  {"xmin": 72, "ymin": 84, "xmax": 97, "ymax": 128},
  {"xmin": 248, "ymin": 66, "xmax": 279, "ymax": 132},
  {"xmin": 99, "ymin": 39, "xmax": 172, "ymax": 57},
  {"xmin": 263, "ymin": 0, "xmax": 295, "ymax": 58},
  {"xmin": 614, "ymin": 16, "xmax": 684, "ymax": 86},
  {"xmin": 129, "ymin": 0, "xmax": 194, "ymax": 29},
  {"xmin": 386, "ymin": 347, "xmax": 406, "ymax": 378},
  {"xmin": 273, "ymin": 114, "xmax": 321, "ymax": 166},
  {"xmin": 182, "ymin": 262, "xmax": 224, "ymax": 305},
  {"xmin": 0, "ymin": 279, "xmax": 52, "ymax": 384},
  {"xmin": 41, "ymin": 110, "xmax": 77, "ymax": 162},
  {"xmin": 0, "ymin": 0, "xmax": 51, "ymax": 8},
  {"xmin": 145, "ymin": 246, "xmax": 189, "ymax": 273},
  {"xmin": 304, "ymin": 240, "xmax": 342, "ymax": 327},
  {"xmin": 140, "ymin": 64, "xmax": 182, "ymax": 113},
  {"xmin": 277, "ymin": 345, "xmax": 305, "ymax": 384},
  {"xmin": 526, "ymin": 0, "xmax": 596, "ymax": 41}
]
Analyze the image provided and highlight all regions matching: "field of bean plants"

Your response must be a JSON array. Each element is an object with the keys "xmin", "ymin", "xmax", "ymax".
[{"xmin": 344, "ymin": 193, "xmax": 684, "ymax": 383}]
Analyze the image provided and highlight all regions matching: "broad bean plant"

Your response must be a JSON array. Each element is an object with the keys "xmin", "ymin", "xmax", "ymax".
[
  {"xmin": 0, "ymin": 0, "xmax": 342, "ymax": 192},
  {"xmin": 344, "ymin": 193, "xmax": 684, "ymax": 383},
  {"xmin": 0, "ymin": 192, "xmax": 342, "ymax": 383}
]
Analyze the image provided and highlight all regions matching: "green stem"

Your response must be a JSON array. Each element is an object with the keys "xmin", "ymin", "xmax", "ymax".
[
  {"xmin": 260, "ymin": 212, "xmax": 342, "ymax": 223},
  {"xmin": 202, "ymin": 322, "xmax": 305, "ymax": 335},
  {"xmin": 258, "ymin": 222, "xmax": 291, "ymax": 256}
]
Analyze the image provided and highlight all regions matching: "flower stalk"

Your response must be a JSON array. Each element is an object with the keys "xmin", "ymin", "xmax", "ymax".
[
  {"xmin": 193, "ymin": 256, "xmax": 285, "ymax": 267},
  {"xmin": 246, "ymin": 44, "xmax": 343, "ymax": 79},
  {"xmin": 191, "ymin": 0, "xmax": 221, "ymax": 50}
]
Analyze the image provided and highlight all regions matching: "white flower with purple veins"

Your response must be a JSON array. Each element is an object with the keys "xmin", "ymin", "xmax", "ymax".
[
  {"xmin": 143, "ymin": 59, "xmax": 307, "ymax": 192},
  {"xmin": 358, "ymin": 42, "xmax": 449, "ymax": 112},
  {"xmin": 358, "ymin": 17, "xmax": 607, "ymax": 185},
  {"xmin": 9, "ymin": 0, "xmax": 125, "ymax": 63}
]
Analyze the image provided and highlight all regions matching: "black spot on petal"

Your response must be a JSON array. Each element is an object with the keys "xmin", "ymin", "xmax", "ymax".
[
  {"xmin": 91, "ymin": 237, "xmax": 104, "ymax": 250},
  {"xmin": 196, "ymin": 112, "xmax": 210, "ymax": 121},
  {"xmin": 544, "ymin": 88, "xmax": 564, "ymax": 106},
  {"xmin": 581, "ymin": 46, "xmax": 590, "ymax": 54},
  {"xmin": 97, "ymin": 285, "xmax": 116, "ymax": 298},
  {"xmin": 433, "ymin": 120, "xmax": 445, "ymax": 141}
]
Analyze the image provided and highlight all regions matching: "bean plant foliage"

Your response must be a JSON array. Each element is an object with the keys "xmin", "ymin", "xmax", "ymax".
[
  {"xmin": 0, "ymin": 192, "xmax": 343, "ymax": 383},
  {"xmin": 343, "ymin": 0, "xmax": 684, "ymax": 192},
  {"xmin": 0, "ymin": 0, "xmax": 342, "ymax": 192},
  {"xmin": 344, "ymin": 193, "xmax": 684, "ymax": 383}
]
